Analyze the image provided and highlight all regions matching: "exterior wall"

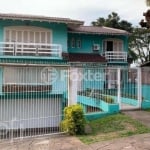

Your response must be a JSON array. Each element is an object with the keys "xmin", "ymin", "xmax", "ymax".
[
  {"xmin": 0, "ymin": 19, "xmax": 68, "ymax": 52},
  {"xmin": 68, "ymin": 33, "xmax": 128, "ymax": 54}
]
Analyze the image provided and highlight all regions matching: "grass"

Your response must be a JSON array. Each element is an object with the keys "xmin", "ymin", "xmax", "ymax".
[
  {"xmin": 144, "ymin": 108, "xmax": 150, "ymax": 112},
  {"xmin": 78, "ymin": 113, "xmax": 150, "ymax": 144}
]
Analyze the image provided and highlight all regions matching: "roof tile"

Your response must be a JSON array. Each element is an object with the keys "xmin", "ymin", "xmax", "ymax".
[
  {"xmin": 62, "ymin": 53, "xmax": 106, "ymax": 63},
  {"xmin": 69, "ymin": 26, "xmax": 129, "ymax": 35}
]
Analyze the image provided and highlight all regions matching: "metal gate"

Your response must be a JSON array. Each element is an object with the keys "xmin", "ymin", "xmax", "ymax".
[
  {"xmin": 119, "ymin": 68, "xmax": 141, "ymax": 110},
  {"xmin": 75, "ymin": 66, "xmax": 141, "ymax": 114},
  {"xmin": 0, "ymin": 65, "xmax": 68, "ymax": 140}
]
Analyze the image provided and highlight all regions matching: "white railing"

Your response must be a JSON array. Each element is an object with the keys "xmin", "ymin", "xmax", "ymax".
[
  {"xmin": 104, "ymin": 51, "xmax": 127, "ymax": 62},
  {"xmin": 0, "ymin": 42, "xmax": 62, "ymax": 58}
]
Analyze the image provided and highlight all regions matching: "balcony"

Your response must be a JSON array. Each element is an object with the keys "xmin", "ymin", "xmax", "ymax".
[
  {"xmin": 104, "ymin": 51, "xmax": 127, "ymax": 62},
  {"xmin": 0, "ymin": 42, "xmax": 62, "ymax": 59}
]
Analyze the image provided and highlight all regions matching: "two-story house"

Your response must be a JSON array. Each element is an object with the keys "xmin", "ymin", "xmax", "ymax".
[{"xmin": 0, "ymin": 13, "xmax": 129, "ymax": 138}]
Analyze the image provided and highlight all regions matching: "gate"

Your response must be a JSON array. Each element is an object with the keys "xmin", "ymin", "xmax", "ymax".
[
  {"xmin": 75, "ymin": 66, "xmax": 141, "ymax": 114},
  {"xmin": 0, "ymin": 65, "xmax": 68, "ymax": 140},
  {"xmin": 119, "ymin": 68, "xmax": 141, "ymax": 110}
]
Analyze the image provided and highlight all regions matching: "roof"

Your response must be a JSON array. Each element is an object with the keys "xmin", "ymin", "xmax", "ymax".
[
  {"xmin": 0, "ymin": 13, "xmax": 84, "ymax": 25},
  {"xmin": 62, "ymin": 53, "xmax": 106, "ymax": 63},
  {"xmin": 68, "ymin": 26, "xmax": 129, "ymax": 35}
]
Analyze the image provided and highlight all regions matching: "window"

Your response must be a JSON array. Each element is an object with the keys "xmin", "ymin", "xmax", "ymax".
[
  {"xmin": 77, "ymin": 39, "xmax": 81, "ymax": 48},
  {"xmin": 71, "ymin": 38, "xmax": 75, "ymax": 48},
  {"xmin": 4, "ymin": 26, "xmax": 52, "ymax": 44}
]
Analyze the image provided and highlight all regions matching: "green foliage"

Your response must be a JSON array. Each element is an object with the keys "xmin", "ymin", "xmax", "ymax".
[
  {"xmin": 91, "ymin": 12, "xmax": 133, "ymax": 32},
  {"xmin": 61, "ymin": 104, "xmax": 86, "ymax": 135},
  {"xmin": 129, "ymin": 28, "xmax": 150, "ymax": 65},
  {"xmin": 78, "ymin": 89, "xmax": 144, "ymax": 102},
  {"xmin": 78, "ymin": 114, "xmax": 150, "ymax": 144},
  {"xmin": 78, "ymin": 89, "xmax": 114, "ymax": 104},
  {"xmin": 103, "ymin": 96, "xmax": 114, "ymax": 103}
]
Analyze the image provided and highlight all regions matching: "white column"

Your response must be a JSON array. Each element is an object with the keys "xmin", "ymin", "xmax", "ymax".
[
  {"xmin": 137, "ymin": 67, "xmax": 142, "ymax": 108},
  {"xmin": 68, "ymin": 67, "xmax": 78, "ymax": 105},
  {"xmin": 117, "ymin": 68, "xmax": 121, "ymax": 109}
]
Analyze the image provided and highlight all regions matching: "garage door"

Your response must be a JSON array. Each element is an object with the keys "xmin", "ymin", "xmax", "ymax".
[
  {"xmin": 0, "ymin": 98, "xmax": 62, "ymax": 129},
  {"xmin": 0, "ymin": 66, "xmax": 68, "ymax": 139}
]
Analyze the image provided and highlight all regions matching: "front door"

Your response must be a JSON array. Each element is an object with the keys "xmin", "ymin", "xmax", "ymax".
[{"xmin": 106, "ymin": 41, "xmax": 113, "ymax": 51}]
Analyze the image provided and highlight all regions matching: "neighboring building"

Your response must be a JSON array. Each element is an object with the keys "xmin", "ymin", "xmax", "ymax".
[{"xmin": 0, "ymin": 13, "xmax": 129, "ymax": 137}]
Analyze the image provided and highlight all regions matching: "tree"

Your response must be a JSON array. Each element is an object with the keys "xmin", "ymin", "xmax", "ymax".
[
  {"xmin": 91, "ymin": 12, "xmax": 133, "ymax": 32},
  {"xmin": 129, "ymin": 28, "xmax": 150, "ymax": 64}
]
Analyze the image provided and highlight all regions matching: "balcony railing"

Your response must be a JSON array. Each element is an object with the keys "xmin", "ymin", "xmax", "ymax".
[
  {"xmin": 104, "ymin": 51, "xmax": 127, "ymax": 62},
  {"xmin": 0, "ymin": 42, "xmax": 62, "ymax": 58}
]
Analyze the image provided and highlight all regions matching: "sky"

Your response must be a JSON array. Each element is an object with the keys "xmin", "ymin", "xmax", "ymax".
[{"xmin": 0, "ymin": 0, "xmax": 148, "ymax": 26}]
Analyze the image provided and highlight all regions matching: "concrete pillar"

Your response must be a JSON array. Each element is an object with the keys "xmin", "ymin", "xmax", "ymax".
[
  {"xmin": 137, "ymin": 67, "xmax": 142, "ymax": 108},
  {"xmin": 117, "ymin": 68, "xmax": 121, "ymax": 110},
  {"xmin": 68, "ymin": 67, "xmax": 78, "ymax": 105}
]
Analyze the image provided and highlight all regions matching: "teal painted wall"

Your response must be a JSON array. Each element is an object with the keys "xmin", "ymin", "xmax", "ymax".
[
  {"xmin": 0, "ymin": 19, "xmax": 68, "ymax": 52},
  {"xmin": 142, "ymin": 84, "xmax": 150, "ymax": 101},
  {"xmin": 68, "ymin": 33, "xmax": 128, "ymax": 54},
  {"xmin": 122, "ymin": 83, "xmax": 150, "ymax": 102},
  {"xmin": 52, "ymin": 68, "xmax": 68, "ymax": 94},
  {"xmin": 82, "ymin": 68, "xmax": 105, "ymax": 90}
]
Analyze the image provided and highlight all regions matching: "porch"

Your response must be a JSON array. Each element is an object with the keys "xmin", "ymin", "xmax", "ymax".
[
  {"xmin": 104, "ymin": 51, "xmax": 127, "ymax": 62},
  {"xmin": 0, "ymin": 42, "xmax": 62, "ymax": 59}
]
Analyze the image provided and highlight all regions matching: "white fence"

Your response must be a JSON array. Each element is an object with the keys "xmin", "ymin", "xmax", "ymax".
[
  {"xmin": 0, "ymin": 42, "xmax": 62, "ymax": 58},
  {"xmin": 0, "ymin": 66, "xmax": 68, "ymax": 140},
  {"xmin": 104, "ymin": 51, "xmax": 127, "ymax": 62}
]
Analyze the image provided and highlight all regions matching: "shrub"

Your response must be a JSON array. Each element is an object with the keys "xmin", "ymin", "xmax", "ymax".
[
  {"xmin": 103, "ymin": 96, "xmax": 114, "ymax": 103},
  {"xmin": 61, "ymin": 104, "xmax": 86, "ymax": 135}
]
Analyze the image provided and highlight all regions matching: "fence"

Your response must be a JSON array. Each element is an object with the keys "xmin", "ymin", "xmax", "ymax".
[
  {"xmin": 74, "ymin": 66, "xmax": 141, "ymax": 115},
  {"xmin": 0, "ymin": 64, "xmax": 149, "ymax": 140},
  {"xmin": 0, "ymin": 65, "xmax": 68, "ymax": 140}
]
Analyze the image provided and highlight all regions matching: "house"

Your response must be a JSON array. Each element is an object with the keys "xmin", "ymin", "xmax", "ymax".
[{"xmin": 0, "ymin": 13, "xmax": 129, "ymax": 138}]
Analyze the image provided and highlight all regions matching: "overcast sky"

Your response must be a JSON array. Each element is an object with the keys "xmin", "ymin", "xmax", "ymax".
[{"xmin": 0, "ymin": 0, "xmax": 148, "ymax": 26}]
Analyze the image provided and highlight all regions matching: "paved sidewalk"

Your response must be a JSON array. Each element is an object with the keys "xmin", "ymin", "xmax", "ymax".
[
  {"xmin": 90, "ymin": 133, "xmax": 150, "ymax": 150},
  {"xmin": 0, "ymin": 110, "xmax": 150, "ymax": 150},
  {"xmin": 122, "ymin": 110, "xmax": 150, "ymax": 127},
  {"xmin": 0, "ymin": 133, "xmax": 150, "ymax": 150}
]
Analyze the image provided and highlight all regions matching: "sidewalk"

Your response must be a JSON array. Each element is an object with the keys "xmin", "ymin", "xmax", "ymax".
[
  {"xmin": 0, "ymin": 133, "xmax": 150, "ymax": 150},
  {"xmin": 122, "ymin": 110, "xmax": 150, "ymax": 127},
  {"xmin": 0, "ymin": 110, "xmax": 150, "ymax": 150}
]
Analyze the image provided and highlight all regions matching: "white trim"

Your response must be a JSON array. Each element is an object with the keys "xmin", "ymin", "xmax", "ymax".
[{"xmin": 4, "ymin": 26, "xmax": 52, "ymax": 44}]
